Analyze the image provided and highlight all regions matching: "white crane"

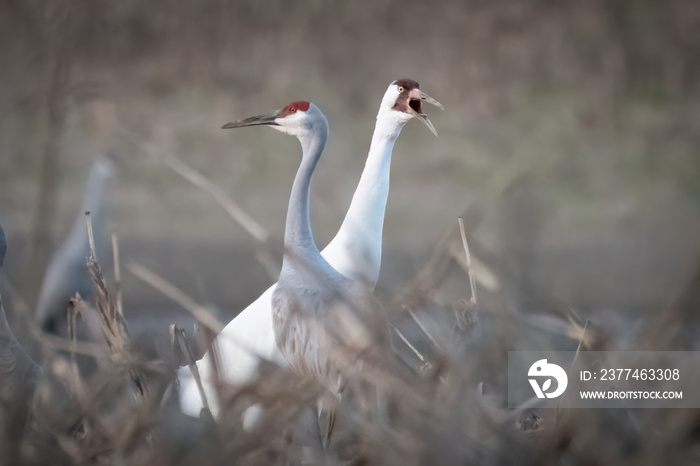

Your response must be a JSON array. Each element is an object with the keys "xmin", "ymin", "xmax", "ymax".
[
  {"xmin": 35, "ymin": 156, "xmax": 114, "ymax": 334},
  {"xmin": 178, "ymin": 80, "xmax": 442, "ymax": 419}
]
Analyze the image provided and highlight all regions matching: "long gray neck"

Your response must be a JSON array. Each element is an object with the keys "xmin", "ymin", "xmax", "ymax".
[
  {"xmin": 70, "ymin": 159, "xmax": 111, "ymax": 234},
  {"xmin": 282, "ymin": 128, "xmax": 328, "ymax": 261}
]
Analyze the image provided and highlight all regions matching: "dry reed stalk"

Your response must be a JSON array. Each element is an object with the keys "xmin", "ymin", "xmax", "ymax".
[
  {"xmin": 390, "ymin": 322, "xmax": 428, "ymax": 365},
  {"xmin": 8, "ymin": 171, "xmax": 700, "ymax": 465},
  {"xmin": 85, "ymin": 212, "xmax": 130, "ymax": 357},
  {"xmin": 555, "ymin": 319, "xmax": 590, "ymax": 424},
  {"xmin": 171, "ymin": 324, "xmax": 210, "ymax": 411},
  {"xmin": 407, "ymin": 308, "xmax": 441, "ymax": 350},
  {"xmin": 126, "ymin": 261, "xmax": 224, "ymax": 335},
  {"xmin": 111, "ymin": 234, "xmax": 124, "ymax": 319},
  {"xmin": 67, "ymin": 296, "xmax": 80, "ymax": 381},
  {"xmin": 1, "ymin": 279, "xmax": 110, "ymax": 359},
  {"xmin": 121, "ymin": 132, "xmax": 281, "ymax": 279},
  {"xmin": 390, "ymin": 205, "xmax": 483, "ymax": 315},
  {"xmin": 160, "ymin": 152, "xmax": 268, "ymax": 241},
  {"xmin": 458, "ymin": 217, "xmax": 479, "ymax": 310}
]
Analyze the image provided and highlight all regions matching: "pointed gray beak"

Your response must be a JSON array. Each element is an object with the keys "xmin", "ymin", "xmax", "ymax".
[
  {"xmin": 419, "ymin": 90, "xmax": 444, "ymax": 110},
  {"xmin": 221, "ymin": 111, "xmax": 281, "ymax": 129}
]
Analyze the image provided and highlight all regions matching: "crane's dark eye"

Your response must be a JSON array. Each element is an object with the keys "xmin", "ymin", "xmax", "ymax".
[
  {"xmin": 397, "ymin": 86, "xmax": 405, "ymax": 93},
  {"xmin": 290, "ymin": 108, "xmax": 296, "ymax": 113}
]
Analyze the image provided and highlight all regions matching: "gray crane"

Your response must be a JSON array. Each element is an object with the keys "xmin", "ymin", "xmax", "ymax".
[
  {"xmin": 223, "ymin": 101, "xmax": 391, "ymax": 446},
  {"xmin": 35, "ymin": 156, "xmax": 114, "ymax": 334}
]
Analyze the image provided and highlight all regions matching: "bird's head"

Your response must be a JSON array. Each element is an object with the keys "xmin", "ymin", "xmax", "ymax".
[
  {"xmin": 380, "ymin": 79, "xmax": 443, "ymax": 136},
  {"xmin": 222, "ymin": 101, "xmax": 328, "ymax": 139}
]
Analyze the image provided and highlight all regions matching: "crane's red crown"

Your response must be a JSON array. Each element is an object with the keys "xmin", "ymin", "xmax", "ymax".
[{"xmin": 280, "ymin": 101, "xmax": 310, "ymax": 117}]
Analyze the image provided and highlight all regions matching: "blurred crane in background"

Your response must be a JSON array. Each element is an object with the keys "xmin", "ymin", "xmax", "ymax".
[{"xmin": 35, "ymin": 156, "xmax": 114, "ymax": 335}]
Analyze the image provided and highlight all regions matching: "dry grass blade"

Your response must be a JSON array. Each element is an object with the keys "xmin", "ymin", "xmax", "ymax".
[
  {"xmin": 126, "ymin": 261, "xmax": 224, "ymax": 334},
  {"xmin": 2, "ymin": 257, "xmax": 116, "ymax": 361},
  {"xmin": 122, "ymin": 132, "xmax": 281, "ymax": 279},
  {"xmin": 67, "ymin": 295, "xmax": 80, "ymax": 377},
  {"xmin": 171, "ymin": 325, "xmax": 210, "ymax": 411},
  {"xmin": 158, "ymin": 150, "xmax": 269, "ymax": 243},
  {"xmin": 407, "ymin": 308, "xmax": 441, "ymax": 350},
  {"xmin": 572, "ymin": 319, "xmax": 590, "ymax": 363},
  {"xmin": 555, "ymin": 319, "xmax": 590, "ymax": 423},
  {"xmin": 390, "ymin": 322, "xmax": 428, "ymax": 365},
  {"xmin": 6, "ymin": 287, "xmax": 114, "ymax": 363},
  {"xmin": 391, "ymin": 205, "xmax": 483, "ymax": 313},
  {"xmin": 112, "ymin": 233, "xmax": 124, "ymax": 319},
  {"xmin": 458, "ymin": 217, "xmax": 478, "ymax": 309}
]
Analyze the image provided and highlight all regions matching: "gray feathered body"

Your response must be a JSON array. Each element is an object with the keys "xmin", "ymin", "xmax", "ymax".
[
  {"xmin": 272, "ymin": 254, "xmax": 382, "ymax": 396},
  {"xmin": 270, "ymin": 107, "xmax": 390, "ymax": 398}
]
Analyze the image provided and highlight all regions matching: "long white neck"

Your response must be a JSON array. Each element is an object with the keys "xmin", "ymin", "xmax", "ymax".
[
  {"xmin": 323, "ymin": 108, "xmax": 407, "ymax": 288},
  {"xmin": 282, "ymin": 128, "xmax": 328, "ymax": 263}
]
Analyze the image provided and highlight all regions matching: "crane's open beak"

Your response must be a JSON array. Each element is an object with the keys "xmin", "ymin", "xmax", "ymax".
[
  {"xmin": 408, "ymin": 89, "xmax": 443, "ymax": 137},
  {"xmin": 221, "ymin": 111, "xmax": 281, "ymax": 129}
]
